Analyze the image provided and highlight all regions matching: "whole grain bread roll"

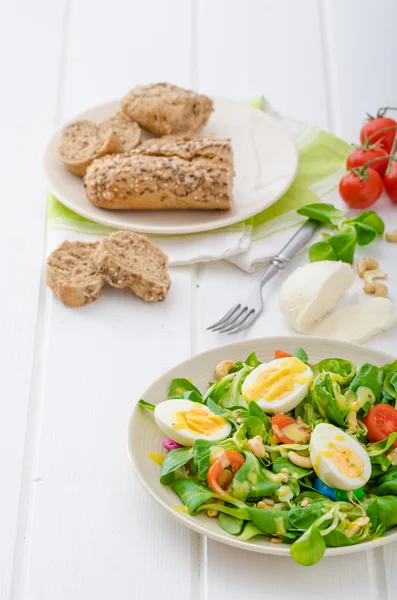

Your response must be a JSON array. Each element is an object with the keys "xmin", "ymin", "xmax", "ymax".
[
  {"xmin": 99, "ymin": 113, "xmax": 141, "ymax": 152},
  {"xmin": 93, "ymin": 231, "xmax": 170, "ymax": 301},
  {"xmin": 47, "ymin": 241, "xmax": 105, "ymax": 307},
  {"xmin": 83, "ymin": 136, "xmax": 233, "ymax": 210},
  {"xmin": 58, "ymin": 120, "xmax": 123, "ymax": 177},
  {"xmin": 121, "ymin": 83, "xmax": 213, "ymax": 136}
]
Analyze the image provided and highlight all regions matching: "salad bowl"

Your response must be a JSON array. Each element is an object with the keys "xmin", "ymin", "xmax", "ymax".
[{"xmin": 127, "ymin": 336, "xmax": 397, "ymax": 562}]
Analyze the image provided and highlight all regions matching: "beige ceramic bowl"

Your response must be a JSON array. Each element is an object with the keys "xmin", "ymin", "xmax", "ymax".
[{"xmin": 128, "ymin": 336, "xmax": 397, "ymax": 558}]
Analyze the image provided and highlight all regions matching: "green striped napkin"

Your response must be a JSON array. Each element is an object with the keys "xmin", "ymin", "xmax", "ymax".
[{"xmin": 47, "ymin": 97, "xmax": 351, "ymax": 272}]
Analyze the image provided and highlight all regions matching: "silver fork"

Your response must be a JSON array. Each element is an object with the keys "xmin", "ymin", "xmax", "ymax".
[{"xmin": 207, "ymin": 219, "xmax": 319, "ymax": 334}]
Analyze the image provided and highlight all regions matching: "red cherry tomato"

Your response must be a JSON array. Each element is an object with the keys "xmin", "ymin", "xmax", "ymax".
[
  {"xmin": 364, "ymin": 404, "xmax": 397, "ymax": 448},
  {"xmin": 384, "ymin": 163, "xmax": 397, "ymax": 204},
  {"xmin": 360, "ymin": 116, "xmax": 397, "ymax": 153},
  {"xmin": 207, "ymin": 451, "xmax": 245, "ymax": 494},
  {"xmin": 274, "ymin": 350, "xmax": 292, "ymax": 359},
  {"xmin": 271, "ymin": 414, "xmax": 311, "ymax": 445},
  {"xmin": 346, "ymin": 146, "xmax": 389, "ymax": 179},
  {"xmin": 339, "ymin": 168, "xmax": 383, "ymax": 209}
]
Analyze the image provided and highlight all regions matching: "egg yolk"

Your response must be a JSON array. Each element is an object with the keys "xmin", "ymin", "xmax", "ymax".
[
  {"xmin": 172, "ymin": 408, "xmax": 226, "ymax": 435},
  {"xmin": 243, "ymin": 357, "xmax": 311, "ymax": 402},
  {"xmin": 320, "ymin": 443, "xmax": 364, "ymax": 479}
]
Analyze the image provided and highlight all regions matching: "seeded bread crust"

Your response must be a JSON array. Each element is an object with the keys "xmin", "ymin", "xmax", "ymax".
[
  {"xmin": 138, "ymin": 134, "xmax": 232, "ymax": 163},
  {"xmin": 83, "ymin": 137, "xmax": 234, "ymax": 210},
  {"xmin": 99, "ymin": 113, "xmax": 141, "ymax": 152},
  {"xmin": 92, "ymin": 231, "xmax": 170, "ymax": 301},
  {"xmin": 58, "ymin": 120, "xmax": 123, "ymax": 177},
  {"xmin": 46, "ymin": 241, "xmax": 105, "ymax": 307},
  {"xmin": 121, "ymin": 83, "xmax": 213, "ymax": 136}
]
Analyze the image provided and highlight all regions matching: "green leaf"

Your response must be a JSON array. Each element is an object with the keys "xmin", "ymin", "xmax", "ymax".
[
  {"xmin": 205, "ymin": 398, "xmax": 227, "ymax": 415},
  {"xmin": 138, "ymin": 399, "xmax": 155, "ymax": 411},
  {"xmin": 297, "ymin": 203, "xmax": 344, "ymax": 226},
  {"xmin": 309, "ymin": 240, "xmax": 339, "ymax": 262},
  {"xmin": 366, "ymin": 433, "xmax": 397, "ymax": 457},
  {"xmin": 312, "ymin": 358, "xmax": 356, "ymax": 386},
  {"xmin": 238, "ymin": 522, "xmax": 263, "ymax": 541},
  {"xmin": 160, "ymin": 447, "xmax": 193, "ymax": 484},
  {"xmin": 290, "ymin": 524, "xmax": 326, "ymax": 566},
  {"xmin": 365, "ymin": 496, "xmax": 397, "ymax": 529},
  {"xmin": 245, "ymin": 352, "xmax": 261, "ymax": 368},
  {"xmin": 230, "ymin": 452, "xmax": 281, "ymax": 501},
  {"xmin": 324, "ymin": 529, "xmax": 356, "ymax": 547},
  {"xmin": 293, "ymin": 347, "xmax": 309, "ymax": 363},
  {"xmin": 168, "ymin": 378, "xmax": 202, "ymax": 399},
  {"xmin": 350, "ymin": 364, "xmax": 382, "ymax": 399},
  {"xmin": 353, "ymin": 222, "xmax": 377, "ymax": 246},
  {"xmin": 288, "ymin": 502, "xmax": 327, "ymax": 530},
  {"xmin": 329, "ymin": 227, "xmax": 357, "ymax": 263},
  {"xmin": 310, "ymin": 373, "xmax": 348, "ymax": 427},
  {"xmin": 171, "ymin": 478, "xmax": 214, "ymax": 514},
  {"xmin": 273, "ymin": 457, "xmax": 312, "ymax": 480},
  {"xmin": 218, "ymin": 512, "xmax": 245, "ymax": 535},
  {"xmin": 249, "ymin": 507, "xmax": 290, "ymax": 535},
  {"xmin": 244, "ymin": 416, "xmax": 267, "ymax": 438},
  {"xmin": 343, "ymin": 210, "xmax": 385, "ymax": 235},
  {"xmin": 248, "ymin": 400, "xmax": 269, "ymax": 425},
  {"xmin": 197, "ymin": 503, "xmax": 250, "ymax": 520}
]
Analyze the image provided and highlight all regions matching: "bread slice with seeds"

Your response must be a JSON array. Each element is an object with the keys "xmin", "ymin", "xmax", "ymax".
[
  {"xmin": 99, "ymin": 113, "xmax": 141, "ymax": 152},
  {"xmin": 92, "ymin": 231, "xmax": 170, "ymax": 302},
  {"xmin": 46, "ymin": 241, "xmax": 105, "ymax": 307},
  {"xmin": 58, "ymin": 120, "xmax": 123, "ymax": 176},
  {"xmin": 121, "ymin": 83, "xmax": 213, "ymax": 136}
]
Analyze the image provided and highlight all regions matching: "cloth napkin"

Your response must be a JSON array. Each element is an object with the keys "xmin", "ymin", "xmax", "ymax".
[{"xmin": 47, "ymin": 98, "xmax": 351, "ymax": 273}]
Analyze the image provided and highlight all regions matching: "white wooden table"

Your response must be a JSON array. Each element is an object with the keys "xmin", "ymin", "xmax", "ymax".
[{"xmin": 2, "ymin": 1, "xmax": 397, "ymax": 598}]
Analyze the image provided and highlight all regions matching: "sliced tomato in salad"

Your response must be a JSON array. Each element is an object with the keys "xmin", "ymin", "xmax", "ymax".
[
  {"xmin": 364, "ymin": 404, "xmax": 397, "ymax": 448},
  {"xmin": 274, "ymin": 350, "xmax": 292, "ymax": 359},
  {"xmin": 207, "ymin": 451, "xmax": 245, "ymax": 494},
  {"xmin": 271, "ymin": 414, "xmax": 311, "ymax": 445}
]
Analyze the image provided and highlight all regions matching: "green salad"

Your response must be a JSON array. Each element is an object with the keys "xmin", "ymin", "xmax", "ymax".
[{"xmin": 139, "ymin": 348, "xmax": 397, "ymax": 566}]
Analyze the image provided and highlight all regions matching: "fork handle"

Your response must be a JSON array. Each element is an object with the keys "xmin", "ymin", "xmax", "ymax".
[{"xmin": 259, "ymin": 219, "xmax": 319, "ymax": 288}]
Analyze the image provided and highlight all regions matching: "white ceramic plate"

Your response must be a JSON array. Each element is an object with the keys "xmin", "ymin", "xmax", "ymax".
[
  {"xmin": 128, "ymin": 336, "xmax": 397, "ymax": 558},
  {"xmin": 43, "ymin": 97, "xmax": 298, "ymax": 235}
]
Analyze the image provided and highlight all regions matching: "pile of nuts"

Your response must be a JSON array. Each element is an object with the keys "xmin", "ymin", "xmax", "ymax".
[{"xmin": 357, "ymin": 257, "xmax": 388, "ymax": 297}]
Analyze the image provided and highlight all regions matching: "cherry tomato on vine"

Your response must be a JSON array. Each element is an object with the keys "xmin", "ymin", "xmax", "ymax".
[
  {"xmin": 274, "ymin": 350, "xmax": 292, "ymax": 359},
  {"xmin": 339, "ymin": 168, "xmax": 383, "ymax": 209},
  {"xmin": 346, "ymin": 146, "xmax": 389, "ymax": 179},
  {"xmin": 360, "ymin": 115, "xmax": 397, "ymax": 153},
  {"xmin": 384, "ymin": 163, "xmax": 397, "ymax": 204}
]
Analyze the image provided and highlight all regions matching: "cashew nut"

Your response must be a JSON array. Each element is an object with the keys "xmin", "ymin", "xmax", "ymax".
[
  {"xmin": 363, "ymin": 268, "xmax": 387, "ymax": 284},
  {"xmin": 374, "ymin": 283, "xmax": 389, "ymax": 297},
  {"xmin": 363, "ymin": 282, "xmax": 377, "ymax": 294},
  {"xmin": 207, "ymin": 509, "xmax": 219, "ymax": 517},
  {"xmin": 385, "ymin": 229, "xmax": 397, "ymax": 243},
  {"xmin": 287, "ymin": 451, "xmax": 313, "ymax": 469},
  {"xmin": 270, "ymin": 537, "xmax": 283, "ymax": 544},
  {"xmin": 357, "ymin": 257, "xmax": 379, "ymax": 278},
  {"xmin": 263, "ymin": 498, "xmax": 275, "ymax": 506},
  {"xmin": 236, "ymin": 417, "xmax": 244, "ymax": 425},
  {"xmin": 300, "ymin": 498, "xmax": 310, "ymax": 507},
  {"xmin": 257, "ymin": 501, "xmax": 266, "ymax": 509},
  {"xmin": 247, "ymin": 435, "xmax": 266, "ymax": 459},
  {"xmin": 386, "ymin": 448, "xmax": 397, "ymax": 465},
  {"xmin": 215, "ymin": 360, "xmax": 236, "ymax": 380}
]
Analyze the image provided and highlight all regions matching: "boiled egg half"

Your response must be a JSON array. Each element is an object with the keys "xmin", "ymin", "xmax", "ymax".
[
  {"xmin": 310, "ymin": 423, "xmax": 371, "ymax": 491},
  {"xmin": 154, "ymin": 399, "xmax": 231, "ymax": 447},
  {"xmin": 241, "ymin": 357, "xmax": 313, "ymax": 414}
]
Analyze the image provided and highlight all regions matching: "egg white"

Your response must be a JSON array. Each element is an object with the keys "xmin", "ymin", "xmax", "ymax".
[
  {"xmin": 154, "ymin": 399, "xmax": 231, "ymax": 447},
  {"xmin": 310, "ymin": 423, "xmax": 371, "ymax": 491},
  {"xmin": 241, "ymin": 358, "xmax": 313, "ymax": 414}
]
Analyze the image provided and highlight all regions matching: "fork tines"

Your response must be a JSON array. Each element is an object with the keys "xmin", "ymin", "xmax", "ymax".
[{"xmin": 207, "ymin": 304, "xmax": 256, "ymax": 334}]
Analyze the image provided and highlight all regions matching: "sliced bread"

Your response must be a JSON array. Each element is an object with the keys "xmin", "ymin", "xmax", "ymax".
[
  {"xmin": 99, "ymin": 113, "xmax": 141, "ymax": 152},
  {"xmin": 92, "ymin": 231, "xmax": 171, "ymax": 301},
  {"xmin": 138, "ymin": 134, "xmax": 232, "ymax": 163},
  {"xmin": 47, "ymin": 241, "xmax": 105, "ymax": 307},
  {"xmin": 121, "ymin": 83, "xmax": 213, "ymax": 136},
  {"xmin": 58, "ymin": 120, "xmax": 123, "ymax": 176}
]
